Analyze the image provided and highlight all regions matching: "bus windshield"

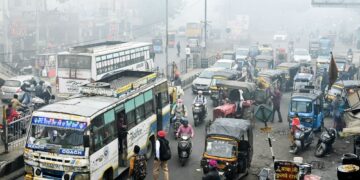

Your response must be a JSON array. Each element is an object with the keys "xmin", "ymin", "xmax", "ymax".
[
  {"xmin": 26, "ymin": 117, "xmax": 86, "ymax": 154},
  {"xmin": 58, "ymin": 55, "xmax": 91, "ymax": 69}
]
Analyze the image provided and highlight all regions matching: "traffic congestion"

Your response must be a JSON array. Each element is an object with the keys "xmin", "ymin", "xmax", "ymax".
[{"xmin": 2, "ymin": 0, "xmax": 360, "ymax": 180}]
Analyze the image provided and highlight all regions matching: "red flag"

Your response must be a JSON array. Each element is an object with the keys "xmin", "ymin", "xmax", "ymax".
[{"xmin": 328, "ymin": 52, "xmax": 338, "ymax": 90}]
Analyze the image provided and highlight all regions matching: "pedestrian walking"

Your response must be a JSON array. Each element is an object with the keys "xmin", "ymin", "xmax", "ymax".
[
  {"xmin": 177, "ymin": 41, "xmax": 181, "ymax": 57},
  {"xmin": 153, "ymin": 130, "xmax": 171, "ymax": 180},
  {"xmin": 129, "ymin": 145, "xmax": 147, "ymax": 180},
  {"xmin": 271, "ymin": 86, "xmax": 283, "ymax": 123},
  {"xmin": 332, "ymin": 94, "xmax": 345, "ymax": 132},
  {"xmin": 321, "ymin": 68, "xmax": 329, "ymax": 91},
  {"xmin": 202, "ymin": 159, "xmax": 221, "ymax": 180}
]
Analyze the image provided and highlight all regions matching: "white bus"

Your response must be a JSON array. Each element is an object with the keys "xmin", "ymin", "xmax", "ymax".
[
  {"xmin": 56, "ymin": 41, "xmax": 155, "ymax": 94},
  {"xmin": 24, "ymin": 71, "xmax": 170, "ymax": 180}
]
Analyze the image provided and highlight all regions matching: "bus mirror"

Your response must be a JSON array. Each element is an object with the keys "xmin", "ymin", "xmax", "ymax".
[
  {"xmin": 84, "ymin": 135, "xmax": 90, "ymax": 148},
  {"xmin": 51, "ymin": 95, "xmax": 55, "ymax": 100}
]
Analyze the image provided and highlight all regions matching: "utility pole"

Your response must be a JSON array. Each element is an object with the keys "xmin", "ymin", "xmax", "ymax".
[
  {"xmin": 2, "ymin": 0, "xmax": 9, "ymax": 62},
  {"xmin": 204, "ymin": 0, "xmax": 207, "ymax": 58},
  {"xmin": 165, "ymin": 0, "xmax": 169, "ymax": 79}
]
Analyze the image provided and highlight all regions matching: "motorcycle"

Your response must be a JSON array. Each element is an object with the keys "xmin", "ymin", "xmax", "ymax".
[
  {"xmin": 192, "ymin": 103, "xmax": 205, "ymax": 127},
  {"xmin": 172, "ymin": 114, "xmax": 183, "ymax": 139},
  {"xmin": 315, "ymin": 127, "xmax": 337, "ymax": 157},
  {"xmin": 177, "ymin": 134, "xmax": 191, "ymax": 166},
  {"xmin": 291, "ymin": 127, "xmax": 314, "ymax": 154}
]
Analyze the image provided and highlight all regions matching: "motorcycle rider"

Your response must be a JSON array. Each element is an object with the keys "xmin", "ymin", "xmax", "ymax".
[
  {"xmin": 176, "ymin": 119, "xmax": 195, "ymax": 138},
  {"xmin": 193, "ymin": 91, "xmax": 207, "ymax": 117},
  {"xmin": 171, "ymin": 99, "xmax": 188, "ymax": 122},
  {"xmin": 20, "ymin": 81, "xmax": 33, "ymax": 105},
  {"xmin": 290, "ymin": 113, "xmax": 301, "ymax": 148},
  {"xmin": 35, "ymin": 80, "xmax": 51, "ymax": 104}
]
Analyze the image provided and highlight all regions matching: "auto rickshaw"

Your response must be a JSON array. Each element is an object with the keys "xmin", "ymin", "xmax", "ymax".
[
  {"xmin": 201, "ymin": 118, "xmax": 253, "ymax": 180},
  {"xmin": 325, "ymin": 80, "xmax": 360, "ymax": 102},
  {"xmin": 257, "ymin": 69, "xmax": 287, "ymax": 91},
  {"xmin": 276, "ymin": 62, "xmax": 300, "ymax": 91},
  {"xmin": 254, "ymin": 55, "xmax": 274, "ymax": 76},
  {"xmin": 210, "ymin": 79, "xmax": 256, "ymax": 108},
  {"xmin": 288, "ymin": 87, "xmax": 324, "ymax": 131}
]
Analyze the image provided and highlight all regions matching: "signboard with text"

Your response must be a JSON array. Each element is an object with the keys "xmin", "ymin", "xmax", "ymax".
[
  {"xmin": 58, "ymin": 78, "xmax": 89, "ymax": 94},
  {"xmin": 274, "ymin": 160, "xmax": 299, "ymax": 180}
]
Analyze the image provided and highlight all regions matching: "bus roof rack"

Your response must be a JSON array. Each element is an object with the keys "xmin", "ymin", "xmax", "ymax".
[
  {"xmin": 80, "ymin": 70, "xmax": 158, "ymax": 97},
  {"xmin": 70, "ymin": 41, "xmax": 126, "ymax": 53}
]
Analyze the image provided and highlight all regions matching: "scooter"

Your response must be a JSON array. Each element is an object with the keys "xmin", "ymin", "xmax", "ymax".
[
  {"xmin": 192, "ymin": 103, "xmax": 205, "ymax": 127},
  {"xmin": 291, "ymin": 127, "xmax": 314, "ymax": 154},
  {"xmin": 172, "ymin": 114, "xmax": 183, "ymax": 139},
  {"xmin": 314, "ymin": 127, "xmax": 337, "ymax": 157},
  {"xmin": 177, "ymin": 134, "xmax": 191, "ymax": 166}
]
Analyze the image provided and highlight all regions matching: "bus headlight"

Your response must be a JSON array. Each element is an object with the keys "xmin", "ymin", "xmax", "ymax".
[
  {"xmin": 304, "ymin": 118, "xmax": 313, "ymax": 123},
  {"xmin": 74, "ymin": 173, "xmax": 90, "ymax": 180},
  {"xmin": 24, "ymin": 165, "xmax": 33, "ymax": 175}
]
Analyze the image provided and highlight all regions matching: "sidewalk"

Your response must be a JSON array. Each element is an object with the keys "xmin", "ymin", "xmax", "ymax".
[
  {"xmin": 180, "ymin": 68, "xmax": 202, "ymax": 89},
  {"xmin": 0, "ymin": 142, "xmax": 24, "ymax": 177}
]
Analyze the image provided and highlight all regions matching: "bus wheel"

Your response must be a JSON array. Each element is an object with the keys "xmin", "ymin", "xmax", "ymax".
[
  {"xmin": 102, "ymin": 168, "xmax": 113, "ymax": 180},
  {"xmin": 145, "ymin": 137, "xmax": 155, "ymax": 160}
]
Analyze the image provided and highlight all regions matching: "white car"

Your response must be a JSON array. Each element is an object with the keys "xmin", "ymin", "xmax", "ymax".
[
  {"xmin": 191, "ymin": 67, "xmax": 224, "ymax": 93},
  {"xmin": 273, "ymin": 32, "xmax": 287, "ymax": 41},
  {"xmin": 212, "ymin": 59, "xmax": 238, "ymax": 70},
  {"xmin": 293, "ymin": 49, "xmax": 311, "ymax": 63}
]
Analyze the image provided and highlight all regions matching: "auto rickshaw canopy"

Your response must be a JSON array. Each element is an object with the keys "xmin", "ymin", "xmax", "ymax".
[{"xmin": 207, "ymin": 118, "xmax": 251, "ymax": 141}]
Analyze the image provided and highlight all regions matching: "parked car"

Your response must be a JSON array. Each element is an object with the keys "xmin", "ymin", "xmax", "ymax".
[
  {"xmin": 293, "ymin": 48, "xmax": 311, "ymax": 64},
  {"xmin": 1, "ymin": 75, "xmax": 51, "ymax": 102},
  {"xmin": 212, "ymin": 59, "xmax": 238, "ymax": 70}
]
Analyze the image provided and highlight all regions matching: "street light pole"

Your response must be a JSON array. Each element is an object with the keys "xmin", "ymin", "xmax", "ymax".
[
  {"xmin": 165, "ymin": 0, "xmax": 169, "ymax": 79},
  {"xmin": 204, "ymin": 0, "xmax": 207, "ymax": 58}
]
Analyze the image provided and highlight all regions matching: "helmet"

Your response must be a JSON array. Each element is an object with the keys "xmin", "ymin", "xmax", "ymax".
[
  {"xmin": 198, "ymin": 90, "xmax": 203, "ymax": 95},
  {"xmin": 294, "ymin": 113, "xmax": 299, "ymax": 117},
  {"xmin": 177, "ymin": 99, "xmax": 183, "ymax": 104},
  {"xmin": 182, "ymin": 118, "xmax": 189, "ymax": 126},
  {"xmin": 209, "ymin": 159, "xmax": 217, "ymax": 168}
]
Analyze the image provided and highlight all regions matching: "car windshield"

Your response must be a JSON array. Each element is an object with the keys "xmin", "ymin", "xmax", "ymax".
[
  {"xmin": 256, "ymin": 61, "xmax": 270, "ymax": 68},
  {"xmin": 199, "ymin": 71, "xmax": 214, "ymax": 79},
  {"xmin": 291, "ymin": 100, "xmax": 312, "ymax": 113},
  {"xmin": 236, "ymin": 49, "xmax": 249, "ymax": 56},
  {"xmin": 295, "ymin": 50, "xmax": 308, "ymax": 56},
  {"xmin": 26, "ymin": 117, "xmax": 86, "ymax": 154},
  {"xmin": 4, "ymin": 80, "xmax": 21, "ymax": 87},
  {"xmin": 213, "ymin": 61, "xmax": 232, "ymax": 69},
  {"xmin": 336, "ymin": 62, "xmax": 346, "ymax": 71},
  {"xmin": 206, "ymin": 138, "xmax": 237, "ymax": 158},
  {"xmin": 328, "ymin": 86, "xmax": 342, "ymax": 96}
]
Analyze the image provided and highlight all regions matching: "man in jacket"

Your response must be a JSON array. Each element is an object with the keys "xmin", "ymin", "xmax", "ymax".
[
  {"xmin": 153, "ymin": 130, "xmax": 170, "ymax": 180},
  {"xmin": 271, "ymin": 87, "xmax": 283, "ymax": 123}
]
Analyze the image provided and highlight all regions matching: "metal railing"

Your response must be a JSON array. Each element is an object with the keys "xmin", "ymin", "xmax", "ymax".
[{"xmin": 2, "ymin": 106, "xmax": 32, "ymax": 153}]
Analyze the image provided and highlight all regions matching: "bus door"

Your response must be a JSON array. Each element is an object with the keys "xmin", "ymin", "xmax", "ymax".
[
  {"xmin": 115, "ymin": 105, "xmax": 127, "ymax": 167},
  {"xmin": 155, "ymin": 93, "xmax": 164, "ymax": 131}
]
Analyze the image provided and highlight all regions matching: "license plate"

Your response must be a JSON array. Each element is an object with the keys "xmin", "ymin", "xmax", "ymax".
[{"xmin": 42, "ymin": 163, "xmax": 61, "ymax": 169}]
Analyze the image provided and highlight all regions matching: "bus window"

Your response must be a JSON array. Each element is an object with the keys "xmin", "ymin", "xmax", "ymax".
[
  {"xmin": 135, "ymin": 94, "xmax": 145, "ymax": 123},
  {"xmin": 125, "ymin": 99, "xmax": 136, "ymax": 128},
  {"xmin": 90, "ymin": 109, "xmax": 117, "ymax": 153}
]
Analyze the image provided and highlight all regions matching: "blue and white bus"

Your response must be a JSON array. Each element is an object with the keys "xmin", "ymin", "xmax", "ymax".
[{"xmin": 24, "ymin": 71, "xmax": 170, "ymax": 180}]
